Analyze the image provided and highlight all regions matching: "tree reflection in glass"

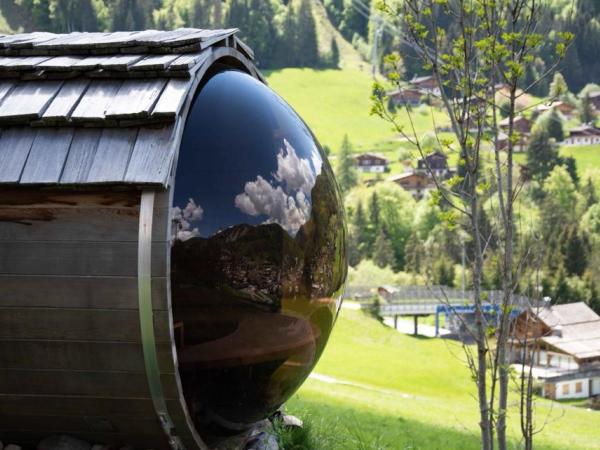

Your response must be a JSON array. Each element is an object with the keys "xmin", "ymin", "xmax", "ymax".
[{"xmin": 170, "ymin": 68, "xmax": 347, "ymax": 443}]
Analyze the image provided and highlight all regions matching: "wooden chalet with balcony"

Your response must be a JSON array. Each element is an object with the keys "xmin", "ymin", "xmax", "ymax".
[
  {"xmin": 355, "ymin": 152, "xmax": 389, "ymax": 173},
  {"xmin": 510, "ymin": 302, "xmax": 600, "ymax": 400}
]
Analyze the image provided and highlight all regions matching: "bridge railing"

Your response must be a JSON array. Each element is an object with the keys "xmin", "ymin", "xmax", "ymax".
[{"xmin": 378, "ymin": 285, "xmax": 533, "ymax": 309}]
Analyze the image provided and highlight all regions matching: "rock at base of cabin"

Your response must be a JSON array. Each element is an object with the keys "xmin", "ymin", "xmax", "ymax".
[
  {"xmin": 243, "ymin": 431, "xmax": 278, "ymax": 450},
  {"xmin": 271, "ymin": 409, "xmax": 303, "ymax": 429},
  {"xmin": 37, "ymin": 436, "xmax": 91, "ymax": 450}
]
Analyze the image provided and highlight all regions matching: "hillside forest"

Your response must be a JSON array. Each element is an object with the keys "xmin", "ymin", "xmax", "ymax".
[
  {"xmin": 0, "ymin": 0, "xmax": 598, "ymax": 90},
  {"xmin": 1, "ymin": 0, "xmax": 600, "ymax": 317}
]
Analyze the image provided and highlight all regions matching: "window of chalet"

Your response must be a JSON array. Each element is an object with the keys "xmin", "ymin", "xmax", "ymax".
[
  {"xmin": 562, "ymin": 384, "xmax": 570, "ymax": 395},
  {"xmin": 576, "ymin": 382, "xmax": 583, "ymax": 393}
]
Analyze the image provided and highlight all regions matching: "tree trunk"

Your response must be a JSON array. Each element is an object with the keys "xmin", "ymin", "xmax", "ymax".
[{"xmin": 471, "ymin": 180, "xmax": 493, "ymax": 450}]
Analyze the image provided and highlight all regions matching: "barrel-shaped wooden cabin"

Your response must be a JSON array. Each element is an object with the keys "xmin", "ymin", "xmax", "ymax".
[{"xmin": 0, "ymin": 29, "xmax": 347, "ymax": 449}]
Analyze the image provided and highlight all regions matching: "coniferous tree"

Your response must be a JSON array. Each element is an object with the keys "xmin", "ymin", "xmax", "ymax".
[
  {"xmin": 339, "ymin": 0, "xmax": 370, "ymax": 41},
  {"xmin": 372, "ymin": 227, "xmax": 395, "ymax": 268},
  {"xmin": 244, "ymin": 0, "xmax": 277, "ymax": 67},
  {"xmin": 560, "ymin": 225, "xmax": 589, "ymax": 277},
  {"xmin": 225, "ymin": 0, "xmax": 248, "ymax": 36},
  {"xmin": 558, "ymin": 155, "xmax": 579, "ymax": 185},
  {"xmin": 433, "ymin": 256, "xmax": 455, "ymax": 287},
  {"xmin": 111, "ymin": 0, "xmax": 148, "ymax": 31},
  {"xmin": 277, "ymin": 2, "xmax": 298, "ymax": 66},
  {"xmin": 323, "ymin": 0, "xmax": 344, "ymax": 27},
  {"xmin": 582, "ymin": 178, "xmax": 598, "ymax": 208},
  {"xmin": 296, "ymin": 0, "xmax": 319, "ymax": 67},
  {"xmin": 578, "ymin": 93, "xmax": 596, "ymax": 124},
  {"xmin": 586, "ymin": 276, "xmax": 600, "ymax": 314},
  {"xmin": 536, "ymin": 108, "xmax": 565, "ymax": 142},
  {"xmin": 526, "ymin": 128, "xmax": 560, "ymax": 182},
  {"xmin": 405, "ymin": 230, "xmax": 424, "ymax": 274},
  {"xmin": 335, "ymin": 134, "xmax": 358, "ymax": 194},
  {"xmin": 368, "ymin": 191, "xmax": 380, "ymax": 232},
  {"xmin": 549, "ymin": 72, "xmax": 570, "ymax": 100},
  {"xmin": 353, "ymin": 201, "xmax": 370, "ymax": 256},
  {"xmin": 346, "ymin": 226, "xmax": 362, "ymax": 267},
  {"xmin": 329, "ymin": 38, "xmax": 340, "ymax": 68},
  {"xmin": 51, "ymin": 0, "xmax": 100, "ymax": 31},
  {"xmin": 212, "ymin": 0, "xmax": 222, "ymax": 26},
  {"xmin": 552, "ymin": 264, "xmax": 571, "ymax": 304},
  {"xmin": 191, "ymin": 0, "xmax": 214, "ymax": 28}
]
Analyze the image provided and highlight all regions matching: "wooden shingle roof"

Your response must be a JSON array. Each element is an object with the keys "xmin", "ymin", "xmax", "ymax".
[{"xmin": 0, "ymin": 28, "xmax": 258, "ymax": 187}]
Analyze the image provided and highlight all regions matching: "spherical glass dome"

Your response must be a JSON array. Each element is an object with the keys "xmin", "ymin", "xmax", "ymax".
[{"xmin": 170, "ymin": 67, "xmax": 347, "ymax": 442}]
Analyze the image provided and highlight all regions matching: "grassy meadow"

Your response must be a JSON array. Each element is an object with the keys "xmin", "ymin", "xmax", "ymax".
[
  {"xmin": 265, "ymin": 67, "xmax": 600, "ymax": 449},
  {"xmin": 560, "ymin": 144, "xmax": 600, "ymax": 174},
  {"xmin": 266, "ymin": 68, "xmax": 450, "ymax": 155},
  {"xmin": 284, "ymin": 309, "xmax": 600, "ymax": 450},
  {"xmin": 266, "ymin": 68, "xmax": 600, "ymax": 183}
]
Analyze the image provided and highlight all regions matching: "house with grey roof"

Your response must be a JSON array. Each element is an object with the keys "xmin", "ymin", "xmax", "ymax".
[
  {"xmin": 510, "ymin": 302, "xmax": 600, "ymax": 400},
  {"xmin": 563, "ymin": 124, "xmax": 600, "ymax": 146}
]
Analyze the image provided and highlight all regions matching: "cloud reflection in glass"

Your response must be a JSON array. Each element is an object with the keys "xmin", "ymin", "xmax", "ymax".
[{"xmin": 170, "ymin": 68, "xmax": 346, "ymax": 444}]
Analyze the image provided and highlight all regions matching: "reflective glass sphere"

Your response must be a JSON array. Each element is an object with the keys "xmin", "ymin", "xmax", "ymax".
[{"xmin": 170, "ymin": 67, "xmax": 347, "ymax": 442}]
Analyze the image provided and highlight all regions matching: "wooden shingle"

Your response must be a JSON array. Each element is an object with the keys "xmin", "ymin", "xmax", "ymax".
[
  {"xmin": 0, "ymin": 81, "xmax": 62, "ymax": 121},
  {"xmin": 86, "ymin": 128, "xmax": 138, "ymax": 183},
  {"xmin": 19, "ymin": 128, "xmax": 74, "ymax": 183},
  {"xmin": 71, "ymin": 80, "xmax": 122, "ymax": 122},
  {"xmin": 59, "ymin": 129, "xmax": 102, "ymax": 184},
  {"xmin": 0, "ymin": 128, "xmax": 36, "ymax": 182},
  {"xmin": 105, "ymin": 79, "xmax": 167, "ymax": 119},
  {"xmin": 40, "ymin": 79, "xmax": 90, "ymax": 124},
  {"xmin": 0, "ymin": 28, "xmax": 256, "ymax": 186},
  {"xmin": 124, "ymin": 126, "xmax": 176, "ymax": 184}
]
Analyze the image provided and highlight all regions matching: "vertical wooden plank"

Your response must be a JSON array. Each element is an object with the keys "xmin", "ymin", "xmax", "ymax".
[
  {"xmin": 0, "ymin": 81, "xmax": 15, "ymax": 104},
  {"xmin": 123, "ymin": 126, "xmax": 176, "ymax": 184},
  {"xmin": 151, "ymin": 78, "xmax": 192, "ymax": 118},
  {"xmin": 0, "ymin": 128, "xmax": 36, "ymax": 183},
  {"xmin": 86, "ymin": 128, "xmax": 138, "ymax": 183},
  {"xmin": 40, "ymin": 79, "xmax": 90, "ymax": 124},
  {"xmin": 59, "ymin": 128, "xmax": 102, "ymax": 184},
  {"xmin": 19, "ymin": 128, "xmax": 74, "ymax": 184},
  {"xmin": 71, "ymin": 80, "xmax": 122, "ymax": 122},
  {"xmin": 0, "ymin": 81, "xmax": 62, "ymax": 120},
  {"xmin": 105, "ymin": 79, "xmax": 167, "ymax": 119}
]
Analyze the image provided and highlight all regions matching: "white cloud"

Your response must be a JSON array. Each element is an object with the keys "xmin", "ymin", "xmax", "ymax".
[
  {"xmin": 235, "ymin": 175, "xmax": 311, "ymax": 235},
  {"xmin": 172, "ymin": 198, "xmax": 203, "ymax": 241},
  {"xmin": 234, "ymin": 140, "xmax": 321, "ymax": 235},
  {"xmin": 274, "ymin": 140, "xmax": 319, "ymax": 194}
]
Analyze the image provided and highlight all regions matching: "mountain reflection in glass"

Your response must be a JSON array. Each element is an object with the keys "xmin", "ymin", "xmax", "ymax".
[{"xmin": 170, "ymin": 68, "xmax": 347, "ymax": 442}]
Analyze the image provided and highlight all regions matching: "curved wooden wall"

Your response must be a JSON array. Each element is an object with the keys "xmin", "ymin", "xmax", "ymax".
[
  {"xmin": 0, "ymin": 48, "xmax": 261, "ymax": 450},
  {"xmin": 0, "ymin": 187, "xmax": 208, "ymax": 449}
]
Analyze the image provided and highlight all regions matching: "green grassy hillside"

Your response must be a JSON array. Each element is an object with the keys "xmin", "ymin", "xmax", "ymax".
[
  {"xmin": 285, "ymin": 309, "xmax": 600, "ymax": 450},
  {"xmin": 266, "ymin": 68, "xmax": 449, "ymax": 155},
  {"xmin": 266, "ymin": 68, "xmax": 600, "ymax": 182},
  {"xmin": 560, "ymin": 144, "xmax": 600, "ymax": 175}
]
